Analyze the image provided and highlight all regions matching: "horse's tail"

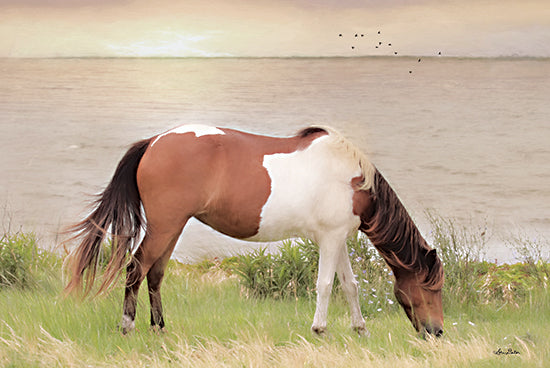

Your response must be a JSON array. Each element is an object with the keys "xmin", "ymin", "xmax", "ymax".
[{"xmin": 64, "ymin": 138, "xmax": 151, "ymax": 296}]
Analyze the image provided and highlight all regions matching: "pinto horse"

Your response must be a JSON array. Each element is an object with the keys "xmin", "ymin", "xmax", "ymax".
[{"xmin": 65, "ymin": 124, "xmax": 444, "ymax": 336}]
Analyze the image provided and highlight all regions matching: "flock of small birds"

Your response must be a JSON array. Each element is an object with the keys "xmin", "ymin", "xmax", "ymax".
[{"xmin": 338, "ymin": 31, "xmax": 443, "ymax": 74}]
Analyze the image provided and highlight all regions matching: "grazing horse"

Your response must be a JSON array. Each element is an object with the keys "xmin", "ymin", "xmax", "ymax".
[{"xmin": 65, "ymin": 124, "xmax": 444, "ymax": 336}]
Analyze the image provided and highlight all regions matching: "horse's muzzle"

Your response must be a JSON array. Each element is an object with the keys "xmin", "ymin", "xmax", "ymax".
[{"xmin": 425, "ymin": 324, "xmax": 444, "ymax": 337}]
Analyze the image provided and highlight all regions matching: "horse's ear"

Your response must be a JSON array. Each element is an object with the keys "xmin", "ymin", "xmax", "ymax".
[{"xmin": 426, "ymin": 249, "xmax": 438, "ymax": 268}]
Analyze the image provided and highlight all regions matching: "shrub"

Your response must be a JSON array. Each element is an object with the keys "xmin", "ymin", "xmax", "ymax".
[
  {"xmin": 234, "ymin": 239, "xmax": 318, "ymax": 299},
  {"xmin": 0, "ymin": 231, "xmax": 59, "ymax": 289},
  {"xmin": 233, "ymin": 234, "xmax": 399, "ymax": 316}
]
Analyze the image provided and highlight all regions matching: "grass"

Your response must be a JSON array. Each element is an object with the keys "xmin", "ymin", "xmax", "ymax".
[
  {"xmin": 0, "ymin": 231, "xmax": 59, "ymax": 290},
  {"xmin": 1, "ymin": 216, "xmax": 549, "ymax": 367}
]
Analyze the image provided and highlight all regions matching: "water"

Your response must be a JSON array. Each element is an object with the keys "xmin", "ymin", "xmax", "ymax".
[{"xmin": 1, "ymin": 57, "xmax": 549, "ymax": 263}]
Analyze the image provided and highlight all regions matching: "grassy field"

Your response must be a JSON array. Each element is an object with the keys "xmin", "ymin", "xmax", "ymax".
[{"xmin": 1, "ymin": 221, "xmax": 549, "ymax": 367}]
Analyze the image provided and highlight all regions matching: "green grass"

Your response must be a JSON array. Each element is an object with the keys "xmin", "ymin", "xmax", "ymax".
[
  {"xmin": 1, "ymin": 262, "xmax": 548, "ymax": 367},
  {"xmin": 0, "ymin": 231, "xmax": 59, "ymax": 290},
  {"xmin": 1, "ymin": 217, "xmax": 549, "ymax": 367}
]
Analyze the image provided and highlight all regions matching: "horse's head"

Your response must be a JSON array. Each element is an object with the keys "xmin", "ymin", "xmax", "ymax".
[
  {"xmin": 353, "ymin": 169, "xmax": 445, "ymax": 337},
  {"xmin": 393, "ymin": 249, "xmax": 444, "ymax": 337}
]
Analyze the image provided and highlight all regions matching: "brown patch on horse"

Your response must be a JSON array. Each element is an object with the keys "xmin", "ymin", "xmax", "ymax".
[
  {"xmin": 354, "ymin": 169, "xmax": 444, "ymax": 291},
  {"xmin": 351, "ymin": 176, "xmax": 374, "ymax": 220},
  {"xmin": 137, "ymin": 127, "xmax": 327, "ymax": 240}
]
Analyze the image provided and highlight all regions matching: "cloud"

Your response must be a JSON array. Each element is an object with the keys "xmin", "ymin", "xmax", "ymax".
[{"xmin": 1, "ymin": 0, "xmax": 549, "ymax": 57}]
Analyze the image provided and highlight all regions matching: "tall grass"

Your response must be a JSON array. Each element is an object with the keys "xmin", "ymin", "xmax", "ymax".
[
  {"xmin": 0, "ymin": 231, "xmax": 60, "ymax": 290},
  {"xmin": 1, "ymin": 254, "xmax": 548, "ymax": 367},
  {"xmin": 1, "ymin": 214, "xmax": 549, "ymax": 367},
  {"xmin": 233, "ymin": 212, "xmax": 549, "ymax": 313},
  {"xmin": 428, "ymin": 212, "xmax": 549, "ymax": 309}
]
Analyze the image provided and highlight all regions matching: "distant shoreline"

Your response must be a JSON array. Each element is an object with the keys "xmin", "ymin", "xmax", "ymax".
[{"xmin": 2, "ymin": 55, "xmax": 550, "ymax": 61}]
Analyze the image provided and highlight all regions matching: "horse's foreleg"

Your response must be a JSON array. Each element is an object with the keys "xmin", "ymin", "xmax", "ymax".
[
  {"xmin": 336, "ymin": 246, "xmax": 367, "ymax": 335},
  {"xmin": 311, "ymin": 234, "xmax": 345, "ymax": 334}
]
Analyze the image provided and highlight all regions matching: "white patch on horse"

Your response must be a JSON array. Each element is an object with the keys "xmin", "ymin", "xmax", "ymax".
[
  {"xmin": 151, "ymin": 124, "xmax": 225, "ymax": 146},
  {"xmin": 249, "ymin": 131, "xmax": 369, "ymax": 333},
  {"xmin": 250, "ymin": 134, "xmax": 362, "ymax": 243},
  {"xmin": 120, "ymin": 314, "xmax": 135, "ymax": 333}
]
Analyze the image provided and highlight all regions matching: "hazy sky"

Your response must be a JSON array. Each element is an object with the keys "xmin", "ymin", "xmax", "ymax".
[{"xmin": 1, "ymin": 0, "xmax": 549, "ymax": 57}]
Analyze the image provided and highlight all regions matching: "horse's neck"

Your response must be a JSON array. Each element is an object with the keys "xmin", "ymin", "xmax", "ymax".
[{"xmin": 357, "ymin": 170, "xmax": 428, "ymax": 272}]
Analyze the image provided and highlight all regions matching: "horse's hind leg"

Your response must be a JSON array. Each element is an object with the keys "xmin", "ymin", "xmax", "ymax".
[
  {"xmin": 120, "ymin": 221, "xmax": 187, "ymax": 334},
  {"xmin": 121, "ymin": 247, "xmax": 144, "ymax": 334},
  {"xmin": 147, "ymin": 239, "xmax": 179, "ymax": 331}
]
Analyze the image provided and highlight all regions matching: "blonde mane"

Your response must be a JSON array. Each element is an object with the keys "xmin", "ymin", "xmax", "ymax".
[{"xmin": 307, "ymin": 126, "xmax": 376, "ymax": 191}]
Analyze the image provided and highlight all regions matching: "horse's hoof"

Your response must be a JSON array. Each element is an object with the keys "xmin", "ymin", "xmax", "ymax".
[
  {"xmin": 311, "ymin": 326, "xmax": 327, "ymax": 335},
  {"xmin": 118, "ymin": 325, "xmax": 133, "ymax": 335},
  {"xmin": 119, "ymin": 315, "xmax": 135, "ymax": 335},
  {"xmin": 151, "ymin": 325, "xmax": 166, "ymax": 334},
  {"xmin": 353, "ymin": 326, "xmax": 370, "ymax": 338}
]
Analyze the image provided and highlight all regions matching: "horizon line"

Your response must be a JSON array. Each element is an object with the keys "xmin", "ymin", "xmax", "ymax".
[{"xmin": 2, "ymin": 55, "xmax": 549, "ymax": 61}]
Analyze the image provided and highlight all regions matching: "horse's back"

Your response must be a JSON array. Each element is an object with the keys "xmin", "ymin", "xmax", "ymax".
[{"xmin": 136, "ymin": 125, "xmax": 363, "ymax": 241}]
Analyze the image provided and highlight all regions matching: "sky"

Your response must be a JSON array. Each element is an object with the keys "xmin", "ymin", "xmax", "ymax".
[{"xmin": 0, "ymin": 0, "xmax": 549, "ymax": 58}]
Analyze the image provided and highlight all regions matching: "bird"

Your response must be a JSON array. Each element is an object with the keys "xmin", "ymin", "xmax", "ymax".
[
  {"xmin": 394, "ymin": 52, "xmax": 398, "ymax": 55},
  {"xmin": 438, "ymin": 51, "xmax": 442, "ymax": 55},
  {"xmin": 378, "ymin": 31, "xmax": 381, "ymax": 34},
  {"xmin": 361, "ymin": 34, "xmax": 364, "ymax": 37},
  {"xmin": 379, "ymin": 42, "xmax": 382, "ymax": 45},
  {"xmin": 409, "ymin": 70, "xmax": 412, "ymax": 73},
  {"xmin": 339, "ymin": 33, "xmax": 343, "ymax": 37},
  {"xmin": 351, "ymin": 46, "xmax": 355, "ymax": 49},
  {"xmin": 355, "ymin": 34, "xmax": 358, "ymax": 37},
  {"xmin": 418, "ymin": 58, "xmax": 422, "ymax": 62},
  {"xmin": 388, "ymin": 43, "xmax": 392, "ymax": 46}
]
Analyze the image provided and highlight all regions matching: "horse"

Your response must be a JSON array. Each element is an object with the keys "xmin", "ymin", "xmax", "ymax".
[{"xmin": 64, "ymin": 124, "xmax": 444, "ymax": 337}]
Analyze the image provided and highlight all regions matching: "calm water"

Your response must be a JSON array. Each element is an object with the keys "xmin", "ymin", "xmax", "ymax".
[{"xmin": 1, "ymin": 57, "xmax": 549, "ymax": 262}]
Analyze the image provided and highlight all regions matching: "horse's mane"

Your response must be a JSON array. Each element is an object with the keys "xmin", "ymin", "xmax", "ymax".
[
  {"xmin": 361, "ymin": 169, "xmax": 444, "ymax": 291},
  {"xmin": 297, "ymin": 126, "xmax": 376, "ymax": 191}
]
